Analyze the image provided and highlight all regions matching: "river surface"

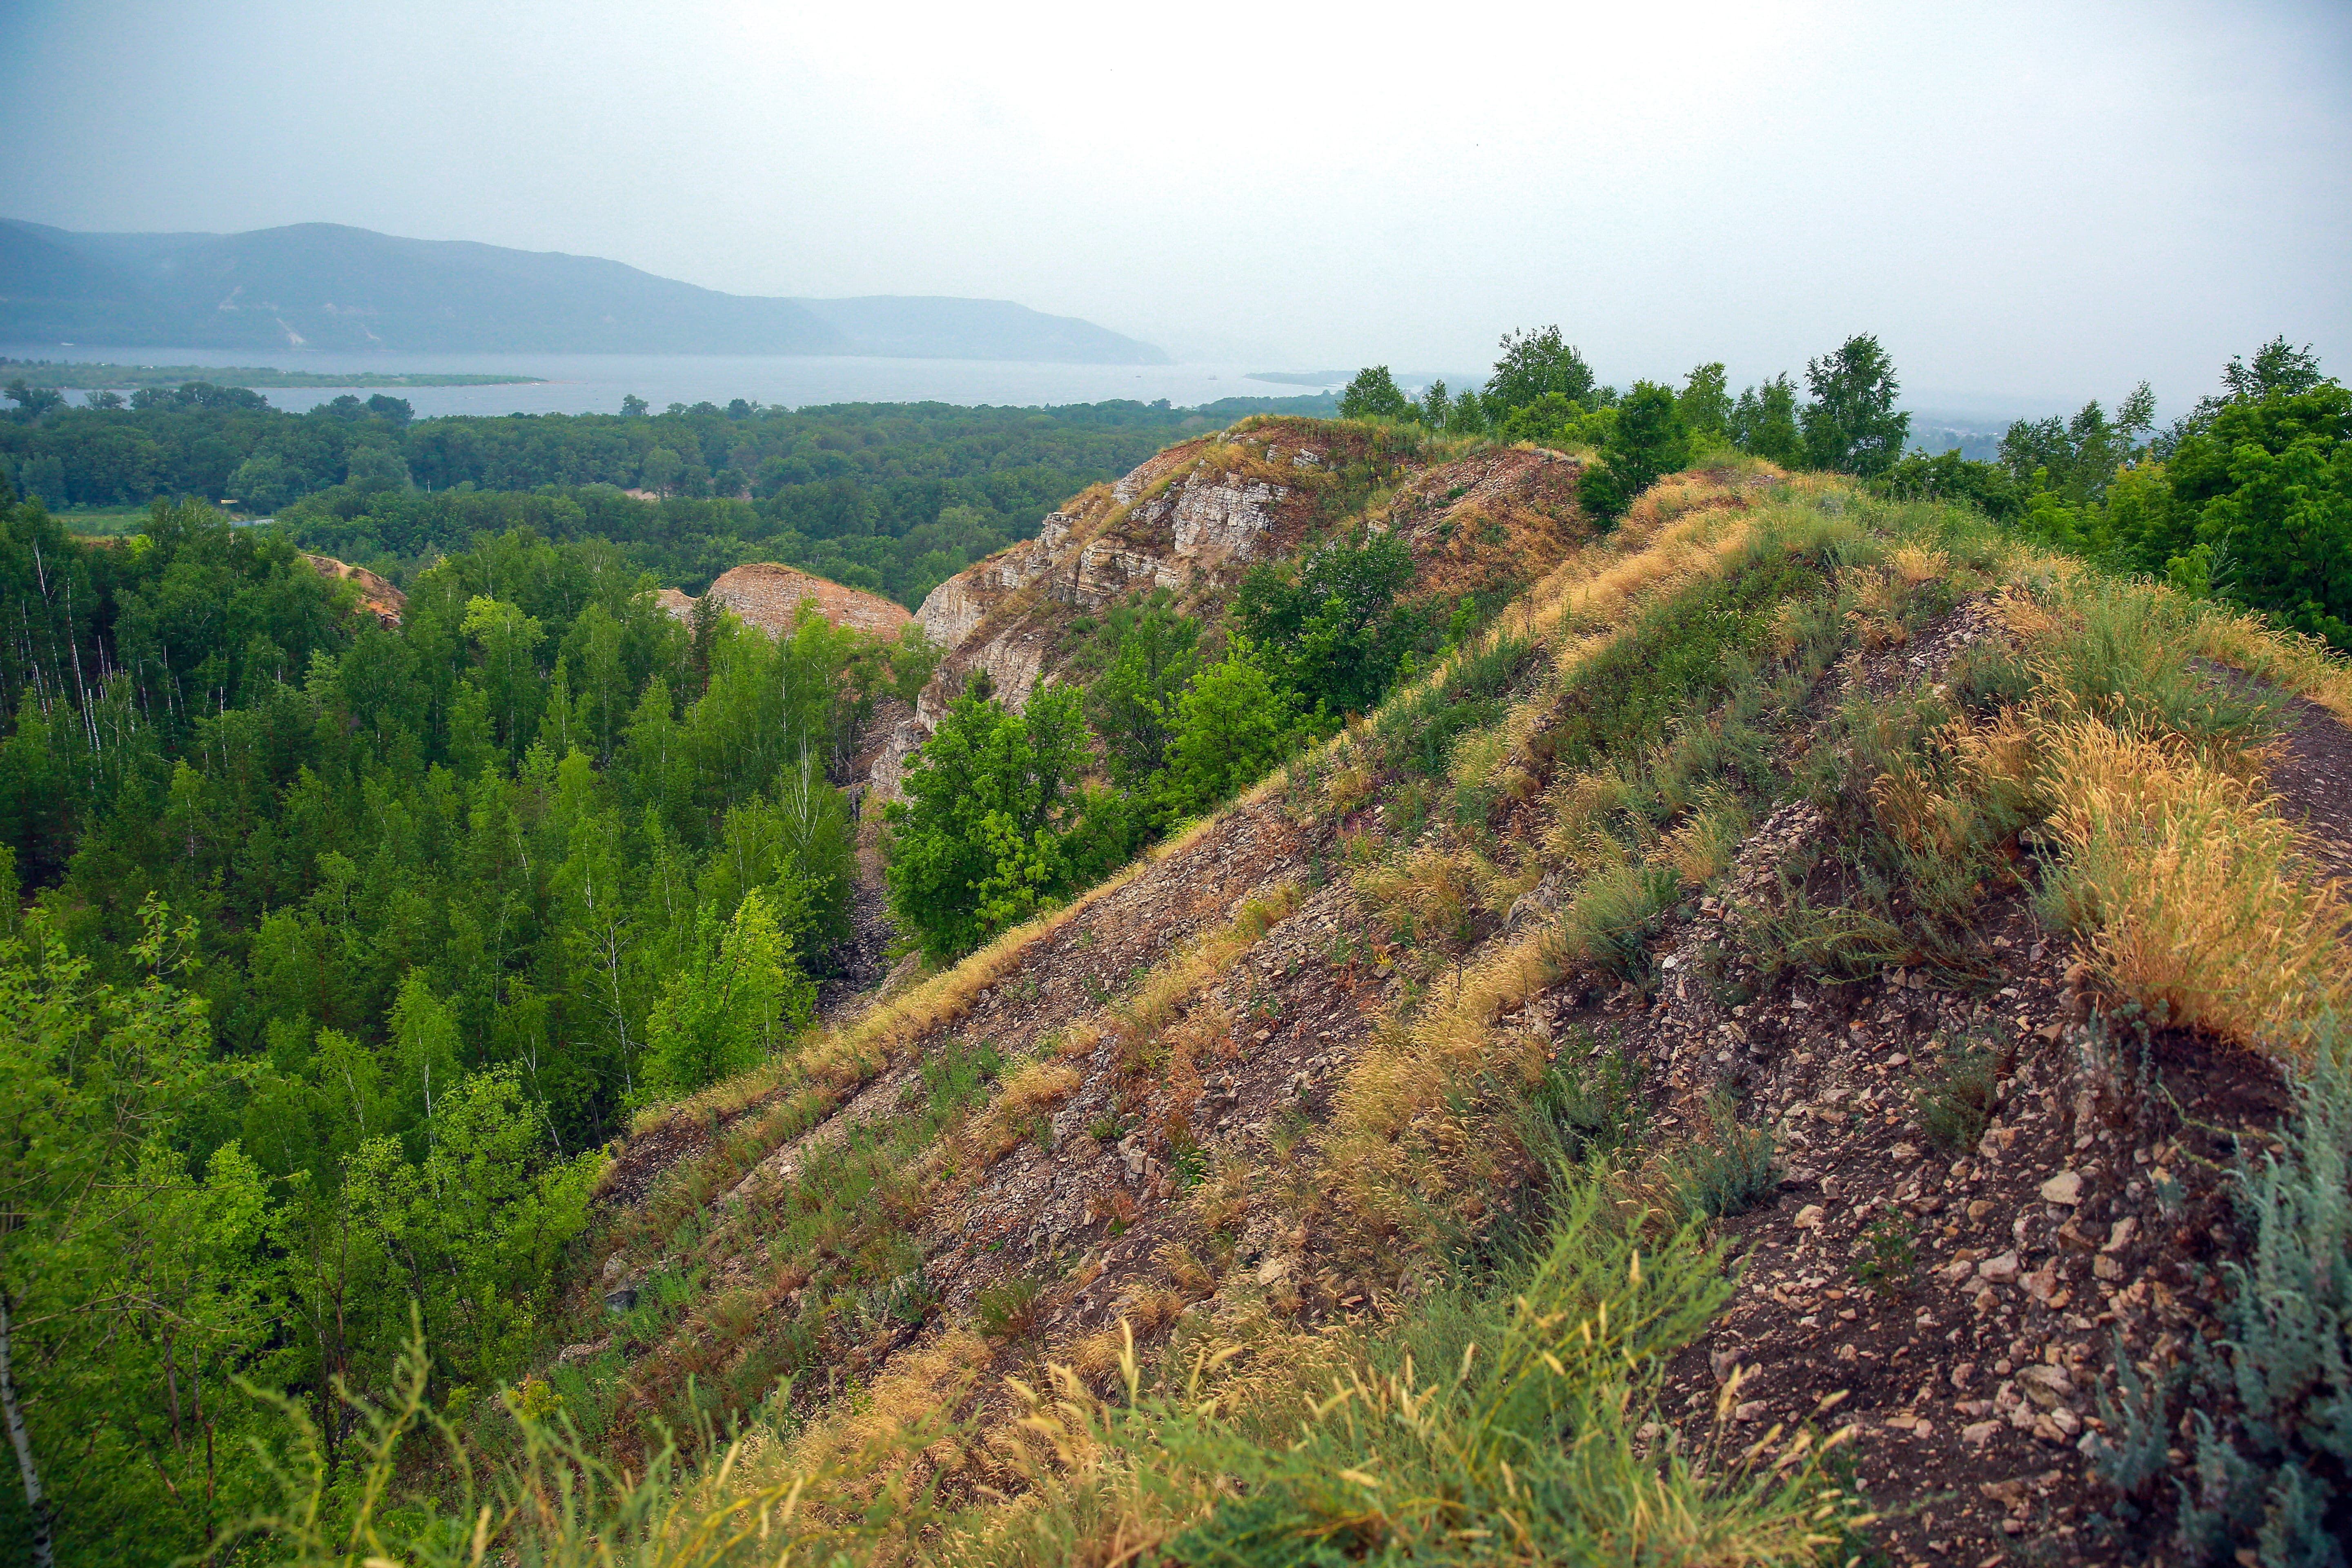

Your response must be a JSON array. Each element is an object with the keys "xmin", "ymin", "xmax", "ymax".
[{"xmin": 0, "ymin": 345, "xmax": 1340, "ymax": 416}]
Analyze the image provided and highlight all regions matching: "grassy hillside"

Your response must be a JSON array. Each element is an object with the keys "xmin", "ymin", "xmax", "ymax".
[{"xmin": 252, "ymin": 453, "xmax": 2352, "ymax": 1564}]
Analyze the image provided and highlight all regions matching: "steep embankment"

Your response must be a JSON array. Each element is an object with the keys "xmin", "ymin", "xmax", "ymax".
[
  {"xmin": 869, "ymin": 415, "xmax": 1584, "ymax": 798},
  {"xmin": 536, "ymin": 458, "xmax": 2350, "ymax": 1565}
]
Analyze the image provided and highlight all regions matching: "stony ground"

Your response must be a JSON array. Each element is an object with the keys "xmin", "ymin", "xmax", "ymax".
[{"xmin": 576, "ymin": 549, "xmax": 2342, "ymax": 1561}]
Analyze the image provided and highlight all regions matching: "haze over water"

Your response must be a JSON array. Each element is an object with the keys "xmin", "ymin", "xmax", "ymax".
[{"xmin": 0, "ymin": 345, "xmax": 1336, "ymax": 417}]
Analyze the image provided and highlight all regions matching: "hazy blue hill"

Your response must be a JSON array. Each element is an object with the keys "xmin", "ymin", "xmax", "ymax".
[
  {"xmin": 0, "ymin": 219, "xmax": 1168, "ymax": 363},
  {"xmin": 796, "ymin": 296, "xmax": 1168, "ymax": 364}
]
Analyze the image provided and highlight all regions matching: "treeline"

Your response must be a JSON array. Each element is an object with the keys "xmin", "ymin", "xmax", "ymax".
[
  {"xmin": 0, "ymin": 387, "xmax": 1331, "ymax": 609},
  {"xmin": 1339, "ymin": 328, "xmax": 1913, "ymax": 480},
  {"xmin": 0, "ymin": 492, "xmax": 930, "ymax": 1561},
  {"xmin": 1343, "ymin": 330, "xmax": 2350, "ymax": 646},
  {"xmin": 1880, "ymin": 338, "xmax": 2351, "ymax": 647}
]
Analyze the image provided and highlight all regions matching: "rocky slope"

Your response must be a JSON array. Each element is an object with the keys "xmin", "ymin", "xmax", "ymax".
[
  {"xmin": 305, "ymin": 552, "xmax": 405, "ymax": 626},
  {"xmin": 544, "ymin": 454, "xmax": 2350, "ymax": 1564},
  {"xmin": 869, "ymin": 415, "xmax": 1586, "ymax": 800},
  {"xmin": 655, "ymin": 561, "xmax": 913, "ymax": 640}
]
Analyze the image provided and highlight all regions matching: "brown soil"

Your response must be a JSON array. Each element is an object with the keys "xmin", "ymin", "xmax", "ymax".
[
  {"xmin": 2263, "ymin": 690, "xmax": 2352, "ymax": 887},
  {"xmin": 307, "ymin": 553, "xmax": 405, "ymax": 626},
  {"xmin": 661, "ymin": 562, "xmax": 913, "ymax": 639}
]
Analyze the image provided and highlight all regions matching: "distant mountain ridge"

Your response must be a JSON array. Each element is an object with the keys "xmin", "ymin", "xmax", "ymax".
[{"xmin": 0, "ymin": 219, "xmax": 1169, "ymax": 364}]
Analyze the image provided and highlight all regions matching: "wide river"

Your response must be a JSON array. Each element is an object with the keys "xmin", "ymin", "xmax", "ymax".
[{"xmin": 0, "ymin": 345, "xmax": 1341, "ymax": 417}]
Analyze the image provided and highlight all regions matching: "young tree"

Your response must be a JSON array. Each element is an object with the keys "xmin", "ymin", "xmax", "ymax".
[
  {"xmin": 1084, "ymin": 605, "xmax": 1199, "ymax": 786},
  {"xmin": 1729, "ymin": 374, "xmax": 1804, "ymax": 466},
  {"xmin": 1677, "ymin": 363, "xmax": 1732, "ymax": 441},
  {"xmin": 884, "ymin": 684, "xmax": 1089, "ymax": 961},
  {"xmin": 1339, "ymin": 366, "xmax": 1412, "ymax": 421},
  {"xmin": 1577, "ymin": 381, "xmax": 1692, "ymax": 522},
  {"xmin": 1800, "ymin": 334, "xmax": 1910, "ymax": 475},
  {"xmin": 637, "ymin": 888, "xmax": 813, "ymax": 1098},
  {"xmin": 1158, "ymin": 639, "xmax": 1296, "ymax": 818},
  {"xmin": 1416, "ymin": 379, "xmax": 1453, "ymax": 429},
  {"xmin": 1485, "ymin": 326, "xmax": 1596, "ymax": 416}
]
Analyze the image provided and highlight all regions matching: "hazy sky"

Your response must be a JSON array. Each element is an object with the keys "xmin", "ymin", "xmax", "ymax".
[{"xmin": 3, "ymin": 0, "xmax": 2346, "ymax": 410}]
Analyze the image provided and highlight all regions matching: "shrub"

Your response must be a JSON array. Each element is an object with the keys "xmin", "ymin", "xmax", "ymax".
[
  {"xmin": 1673, "ymin": 1097, "xmax": 1778, "ymax": 1221},
  {"xmin": 1577, "ymin": 381, "xmax": 1693, "ymax": 522},
  {"xmin": 2096, "ymin": 1050, "xmax": 2352, "ymax": 1561},
  {"xmin": 1915, "ymin": 1037, "xmax": 2000, "ymax": 1155},
  {"xmin": 976, "ymin": 1276, "xmax": 1044, "ymax": 1343}
]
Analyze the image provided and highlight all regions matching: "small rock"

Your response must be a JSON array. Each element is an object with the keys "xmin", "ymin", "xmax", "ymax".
[
  {"xmin": 2102, "ymin": 1216, "xmax": 2138, "ymax": 1253},
  {"xmin": 1962, "ymin": 1419, "xmax": 2004, "ymax": 1446},
  {"xmin": 1793, "ymin": 1204, "xmax": 1826, "ymax": 1232},
  {"xmin": 2092, "ymin": 1254, "xmax": 2125, "ymax": 1282},
  {"xmin": 1950, "ymin": 1361, "xmax": 1977, "ymax": 1388},
  {"xmin": 1977, "ymin": 1250, "xmax": 2021, "ymax": 1285},
  {"xmin": 1734, "ymin": 1400, "xmax": 1767, "ymax": 1422},
  {"xmin": 2040, "ymin": 1171, "xmax": 2084, "ymax": 1206}
]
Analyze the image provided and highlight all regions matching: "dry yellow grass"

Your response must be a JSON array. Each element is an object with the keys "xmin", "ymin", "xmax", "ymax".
[
  {"xmin": 2037, "ymin": 720, "xmax": 2351, "ymax": 1060},
  {"xmin": 2189, "ymin": 604, "xmax": 2352, "ymax": 726},
  {"xmin": 709, "ymin": 1326, "xmax": 995, "ymax": 1529}
]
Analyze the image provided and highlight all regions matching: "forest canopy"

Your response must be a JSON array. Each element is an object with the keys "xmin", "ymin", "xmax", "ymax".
[{"xmin": 0, "ymin": 391, "xmax": 1334, "ymax": 610}]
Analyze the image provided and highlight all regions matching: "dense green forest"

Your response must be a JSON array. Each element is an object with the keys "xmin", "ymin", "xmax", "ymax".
[
  {"xmin": 0, "ymin": 327, "xmax": 2343, "ymax": 1564},
  {"xmin": 0, "ymin": 388, "xmax": 1334, "ymax": 610}
]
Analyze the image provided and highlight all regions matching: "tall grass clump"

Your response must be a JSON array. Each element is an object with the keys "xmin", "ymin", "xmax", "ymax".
[
  {"xmin": 2036, "ymin": 721, "xmax": 2351, "ymax": 1060},
  {"xmin": 962, "ymin": 1180, "xmax": 1862, "ymax": 1568}
]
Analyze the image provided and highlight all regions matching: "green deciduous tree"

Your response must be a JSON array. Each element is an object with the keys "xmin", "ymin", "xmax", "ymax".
[
  {"xmin": 1157, "ymin": 637, "xmax": 1296, "ymax": 818},
  {"xmin": 1339, "ymin": 366, "xmax": 1411, "ymax": 422},
  {"xmin": 2167, "ymin": 383, "xmax": 2352, "ymax": 646},
  {"xmin": 883, "ymin": 684, "xmax": 1089, "ymax": 961},
  {"xmin": 1728, "ymin": 374, "xmax": 1803, "ymax": 466},
  {"xmin": 1577, "ymin": 381, "xmax": 1692, "ymax": 523},
  {"xmin": 1084, "ymin": 604, "xmax": 1199, "ymax": 786},
  {"xmin": 638, "ymin": 889, "xmax": 814, "ymax": 1098},
  {"xmin": 1234, "ymin": 527, "xmax": 1423, "ymax": 720},
  {"xmin": 1486, "ymin": 326, "xmax": 1597, "ymax": 415},
  {"xmin": 1800, "ymin": 334, "xmax": 1909, "ymax": 476},
  {"xmin": 1677, "ymin": 363, "xmax": 1731, "ymax": 441}
]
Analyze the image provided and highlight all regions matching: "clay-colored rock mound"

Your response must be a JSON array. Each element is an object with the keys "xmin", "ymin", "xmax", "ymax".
[
  {"xmin": 660, "ymin": 564, "xmax": 912, "ymax": 639},
  {"xmin": 307, "ymin": 554, "xmax": 406, "ymax": 628}
]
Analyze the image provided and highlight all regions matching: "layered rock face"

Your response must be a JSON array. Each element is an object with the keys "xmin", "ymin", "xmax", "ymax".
[{"xmin": 867, "ymin": 416, "xmax": 1589, "ymax": 805}]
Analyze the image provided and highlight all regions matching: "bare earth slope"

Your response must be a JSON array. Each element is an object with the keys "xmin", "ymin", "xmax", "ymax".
[
  {"xmin": 539, "ymin": 458, "xmax": 2350, "ymax": 1565},
  {"xmin": 656, "ymin": 562, "xmax": 913, "ymax": 640}
]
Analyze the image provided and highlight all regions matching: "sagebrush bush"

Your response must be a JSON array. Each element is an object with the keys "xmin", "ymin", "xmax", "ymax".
[{"xmin": 2098, "ymin": 1048, "xmax": 2352, "ymax": 1563}]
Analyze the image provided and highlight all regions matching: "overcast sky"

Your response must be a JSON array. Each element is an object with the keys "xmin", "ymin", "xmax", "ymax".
[{"xmin": 2, "ymin": 0, "xmax": 2345, "ymax": 410}]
